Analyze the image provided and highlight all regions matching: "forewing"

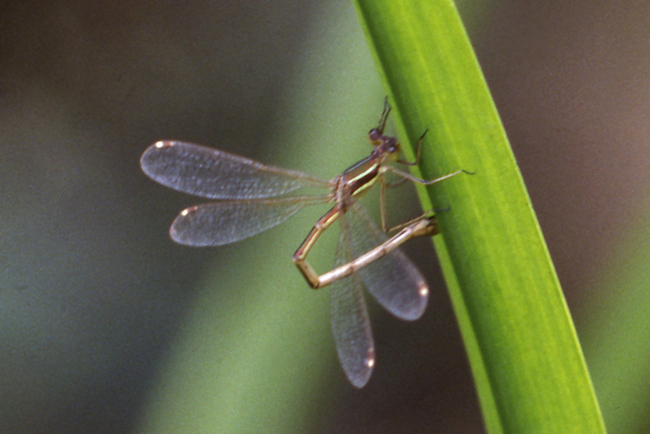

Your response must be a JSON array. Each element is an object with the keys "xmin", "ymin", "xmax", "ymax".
[
  {"xmin": 330, "ymin": 212, "xmax": 375, "ymax": 388},
  {"xmin": 170, "ymin": 197, "xmax": 310, "ymax": 246},
  {"xmin": 347, "ymin": 203, "xmax": 429, "ymax": 321},
  {"xmin": 141, "ymin": 141, "xmax": 329, "ymax": 199}
]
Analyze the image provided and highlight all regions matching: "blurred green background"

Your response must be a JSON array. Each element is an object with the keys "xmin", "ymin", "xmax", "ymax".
[{"xmin": 1, "ymin": 1, "xmax": 650, "ymax": 433}]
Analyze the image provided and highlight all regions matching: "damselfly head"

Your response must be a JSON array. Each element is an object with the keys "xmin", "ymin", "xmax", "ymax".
[{"xmin": 368, "ymin": 128, "xmax": 383, "ymax": 146}]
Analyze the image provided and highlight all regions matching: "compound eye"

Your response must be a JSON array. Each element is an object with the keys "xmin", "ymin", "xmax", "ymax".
[
  {"xmin": 368, "ymin": 128, "xmax": 381, "ymax": 142},
  {"xmin": 386, "ymin": 138, "xmax": 399, "ymax": 153}
]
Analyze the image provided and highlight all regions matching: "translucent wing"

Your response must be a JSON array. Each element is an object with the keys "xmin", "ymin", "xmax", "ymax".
[
  {"xmin": 347, "ymin": 203, "xmax": 429, "ymax": 321},
  {"xmin": 330, "ymin": 211, "xmax": 375, "ymax": 388},
  {"xmin": 171, "ymin": 197, "xmax": 326, "ymax": 246},
  {"xmin": 141, "ymin": 141, "xmax": 330, "ymax": 199}
]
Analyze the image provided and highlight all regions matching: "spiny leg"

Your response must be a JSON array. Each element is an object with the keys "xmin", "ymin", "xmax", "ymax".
[
  {"xmin": 397, "ymin": 129, "xmax": 428, "ymax": 166},
  {"xmin": 377, "ymin": 98, "xmax": 392, "ymax": 133}
]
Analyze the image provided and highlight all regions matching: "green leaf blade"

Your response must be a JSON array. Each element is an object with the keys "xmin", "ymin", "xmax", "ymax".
[{"xmin": 355, "ymin": 1, "xmax": 606, "ymax": 432}]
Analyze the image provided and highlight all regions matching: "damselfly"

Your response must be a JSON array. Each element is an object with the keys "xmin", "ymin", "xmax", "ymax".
[{"xmin": 140, "ymin": 103, "xmax": 468, "ymax": 387}]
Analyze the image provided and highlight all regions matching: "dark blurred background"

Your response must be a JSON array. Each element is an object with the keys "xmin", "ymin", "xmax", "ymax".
[{"xmin": 2, "ymin": 1, "xmax": 650, "ymax": 433}]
